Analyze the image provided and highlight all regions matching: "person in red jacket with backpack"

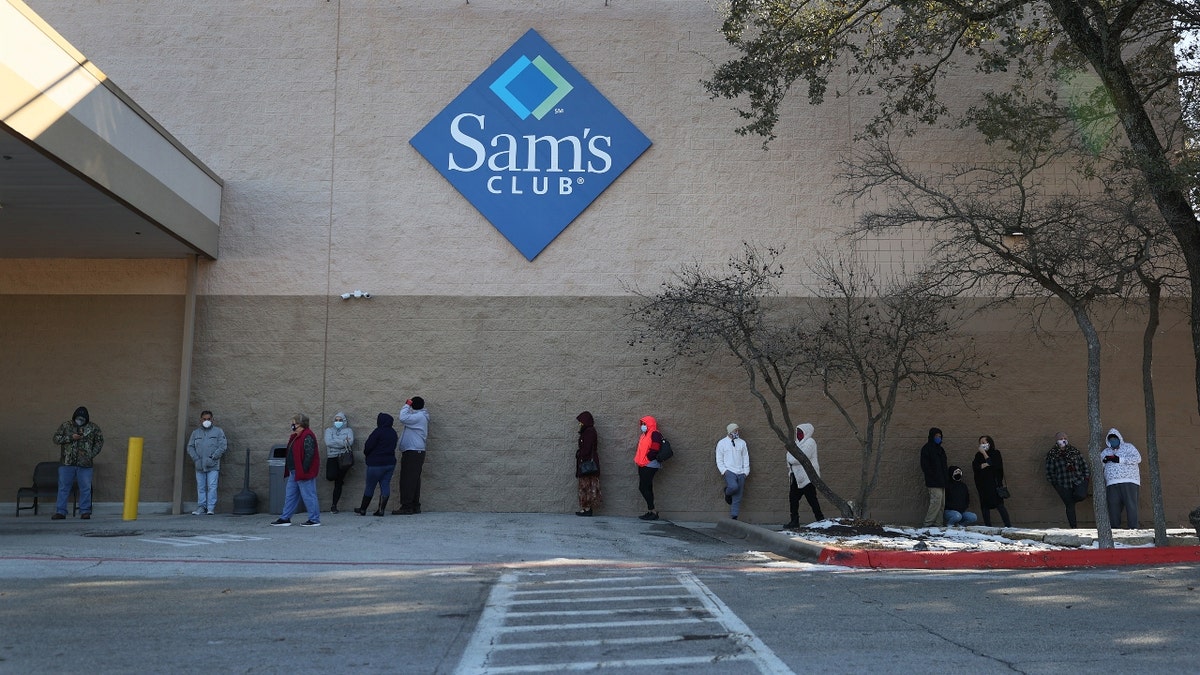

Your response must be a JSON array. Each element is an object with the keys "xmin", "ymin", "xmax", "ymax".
[
  {"xmin": 634, "ymin": 415, "xmax": 664, "ymax": 521},
  {"xmin": 272, "ymin": 413, "xmax": 322, "ymax": 527}
]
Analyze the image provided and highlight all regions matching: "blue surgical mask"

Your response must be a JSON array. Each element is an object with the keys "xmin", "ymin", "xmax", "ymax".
[
  {"xmin": 334, "ymin": 421, "xmax": 345, "ymax": 429},
  {"xmin": 640, "ymin": 424, "xmax": 648, "ymax": 433},
  {"xmin": 934, "ymin": 437, "xmax": 942, "ymax": 445},
  {"xmin": 1108, "ymin": 437, "xmax": 1120, "ymax": 449}
]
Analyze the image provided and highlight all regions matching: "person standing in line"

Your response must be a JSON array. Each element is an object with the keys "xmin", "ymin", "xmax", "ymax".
[
  {"xmin": 1045, "ymin": 431, "xmax": 1090, "ymax": 528},
  {"xmin": 786, "ymin": 422, "xmax": 824, "ymax": 528},
  {"xmin": 919, "ymin": 427, "xmax": 947, "ymax": 527},
  {"xmin": 575, "ymin": 411, "xmax": 602, "ymax": 517},
  {"xmin": 392, "ymin": 396, "xmax": 429, "ymax": 515},
  {"xmin": 715, "ymin": 423, "xmax": 750, "ymax": 520},
  {"xmin": 271, "ymin": 413, "xmax": 321, "ymax": 527},
  {"xmin": 1101, "ymin": 427, "xmax": 1142, "ymax": 529},
  {"xmin": 186, "ymin": 410, "xmax": 227, "ymax": 515},
  {"xmin": 323, "ymin": 411, "xmax": 354, "ymax": 513},
  {"xmin": 973, "ymin": 435, "xmax": 1012, "ymax": 527},
  {"xmin": 943, "ymin": 466, "xmax": 978, "ymax": 526},
  {"xmin": 51, "ymin": 405, "xmax": 103, "ymax": 520},
  {"xmin": 634, "ymin": 415, "xmax": 664, "ymax": 521},
  {"xmin": 355, "ymin": 412, "xmax": 397, "ymax": 516}
]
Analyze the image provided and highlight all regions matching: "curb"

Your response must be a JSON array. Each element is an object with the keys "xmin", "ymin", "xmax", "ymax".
[{"xmin": 715, "ymin": 519, "xmax": 1200, "ymax": 570}]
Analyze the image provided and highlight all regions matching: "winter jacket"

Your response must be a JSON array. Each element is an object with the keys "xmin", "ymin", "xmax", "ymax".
[
  {"xmin": 972, "ymin": 443, "xmax": 1006, "ymax": 509},
  {"xmin": 285, "ymin": 427, "xmax": 320, "ymax": 480},
  {"xmin": 919, "ymin": 427, "xmax": 947, "ymax": 488},
  {"xmin": 363, "ymin": 413, "xmax": 398, "ymax": 467},
  {"xmin": 324, "ymin": 413, "xmax": 354, "ymax": 458},
  {"xmin": 634, "ymin": 415, "xmax": 663, "ymax": 468},
  {"xmin": 1045, "ymin": 442, "xmax": 1089, "ymax": 489},
  {"xmin": 715, "ymin": 435, "xmax": 750, "ymax": 476},
  {"xmin": 53, "ymin": 406, "xmax": 103, "ymax": 468},
  {"xmin": 945, "ymin": 466, "xmax": 972, "ymax": 512},
  {"xmin": 1101, "ymin": 428, "xmax": 1141, "ymax": 486},
  {"xmin": 575, "ymin": 411, "xmax": 599, "ymax": 478},
  {"xmin": 788, "ymin": 423, "xmax": 819, "ymax": 488},
  {"xmin": 186, "ymin": 424, "xmax": 228, "ymax": 472},
  {"xmin": 398, "ymin": 404, "xmax": 429, "ymax": 452}
]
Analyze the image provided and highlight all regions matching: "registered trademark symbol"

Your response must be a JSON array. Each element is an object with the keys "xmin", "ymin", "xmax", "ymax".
[{"xmin": 577, "ymin": 177, "xmax": 584, "ymax": 184}]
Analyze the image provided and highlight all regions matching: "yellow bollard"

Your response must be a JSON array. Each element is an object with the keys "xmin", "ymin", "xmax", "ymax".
[{"xmin": 123, "ymin": 437, "xmax": 144, "ymax": 521}]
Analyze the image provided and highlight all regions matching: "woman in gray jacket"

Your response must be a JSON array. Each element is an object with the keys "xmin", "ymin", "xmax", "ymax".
[{"xmin": 323, "ymin": 412, "xmax": 354, "ymax": 513}]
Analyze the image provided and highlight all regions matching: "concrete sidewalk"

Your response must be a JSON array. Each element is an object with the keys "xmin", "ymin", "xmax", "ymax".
[{"xmin": 716, "ymin": 519, "xmax": 1200, "ymax": 569}]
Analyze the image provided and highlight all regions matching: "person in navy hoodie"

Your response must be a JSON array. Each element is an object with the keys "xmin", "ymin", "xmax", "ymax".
[{"xmin": 356, "ymin": 413, "xmax": 398, "ymax": 516}]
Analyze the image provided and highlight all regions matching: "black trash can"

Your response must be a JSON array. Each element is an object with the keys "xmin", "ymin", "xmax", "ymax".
[{"xmin": 268, "ymin": 444, "xmax": 288, "ymax": 515}]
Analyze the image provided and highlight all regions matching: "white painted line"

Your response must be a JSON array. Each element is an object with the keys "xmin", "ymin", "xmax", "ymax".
[
  {"xmin": 457, "ymin": 571, "xmax": 520, "ymax": 674},
  {"xmin": 507, "ymin": 593, "xmax": 691, "ymax": 605},
  {"xmin": 491, "ymin": 635, "xmax": 729, "ymax": 651},
  {"xmin": 505, "ymin": 606, "xmax": 699, "ymax": 618},
  {"xmin": 478, "ymin": 654, "xmax": 756, "ymax": 673},
  {"xmin": 511, "ymin": 583, "xmax": 681, "ymax": 596},
  {"xmin": 494, "ymin": 617, "xmax": 712, "ymax": 633},
  {"xmin": 674, "ymin": 570, "xmax": 795, "ymax": 674}
]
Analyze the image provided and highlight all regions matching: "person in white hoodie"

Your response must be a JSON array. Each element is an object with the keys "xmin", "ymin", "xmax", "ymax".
[
  {"xmin": 1101, "ymin": 427, "xmax": 1142, "ymax": 529},
  {"xmin": 715, "ymin": 423, "xmax": 750, "ymax": 520},
  {"xmin": 786, "ymin": 422, "xmax": 824, "ymax": 528}
]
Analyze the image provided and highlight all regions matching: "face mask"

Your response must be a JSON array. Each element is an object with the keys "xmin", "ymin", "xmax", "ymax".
[
  {"xmin": 730, "ymin": 431, "xmax": 739, "ymax": 440},
  {"xmin": 74, "ymin": 417, "xmax": 86, "ymax": 427},
  {"xmin": 640, "ymin": 424, "xmax": 648, "ymax": 433},
  {"xmin": 334, "ymin": 421, "xmax": 344, "ymax": 429},
  {"xmin": 979, "ymin": 444, "xmax": 989, "ymax": 451},
  {"xmin": 934, "ymin": 437, "xmax": 942, "ymax": 445},
  {"xmin": 1057, "ymin": 439, "xmax": 1068, "ymax": 447},
  {"xmin": 291, "ymin": 423, "xmax": 298, "ymax": 432},
  {"xmin": 202, "ymin": 420, "xmax": 212, "ymax": 429},
  {"xmin": 1108, "ymin": 438, "xmax": 1120, "ymax": 449}
]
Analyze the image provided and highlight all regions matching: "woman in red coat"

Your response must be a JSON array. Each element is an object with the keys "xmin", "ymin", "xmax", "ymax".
[{"xmin": 271, "ymin": 413, "xmax": 322, "ymax": 527}]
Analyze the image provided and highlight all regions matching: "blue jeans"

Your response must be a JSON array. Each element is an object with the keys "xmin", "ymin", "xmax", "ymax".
[
  {"xmin": 195, "ymin": 469, "xmax": 220, "ymax": 511},
  {"xmin": 944, "ymin": 509, "xmax": 978, "ymax": 526},
  {"xmin": 363, "ymin": 465, "xmax": 395, "ymax": 498},
  {"xmin": 723, "ymin": 471, "xmax": 747, "ymax": 518},
  {"xmin": 57, "ymin": 465, "xmax": 92, "ymax": 515},
  {"xmin": 281, "ymin": 475, "xmax": 320, "ymax": 523}
]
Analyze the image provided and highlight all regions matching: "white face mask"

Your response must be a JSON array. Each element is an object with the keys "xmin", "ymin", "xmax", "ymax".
[
  {"xmin": 74, "ymin": 417, "xmax": 86, "ymax": 427},
  {"xmin": 640, "ymin": 424, "xmax": 648, "ymax": 433},
  {"xmin": 201, "ymin": 420, "xmax": 212, "ymax": 429},
  {"xmin": 979, "ymin": 444, "xmax": 989, "ymax": 451},
  {"xmin": 1057, "ymin": 439, "xmax": 1068, "ymax": 447}
]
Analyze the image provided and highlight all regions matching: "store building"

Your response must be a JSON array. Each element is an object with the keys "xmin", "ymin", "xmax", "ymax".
[{"xmin": 3, "ymin": 0, "xmax": 1197, "ymax": 525}]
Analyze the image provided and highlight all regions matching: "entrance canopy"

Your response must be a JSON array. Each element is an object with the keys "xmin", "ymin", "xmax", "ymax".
[{"xmin": 0, "ymin": 0, "xmax": 220, "ymax": 259}]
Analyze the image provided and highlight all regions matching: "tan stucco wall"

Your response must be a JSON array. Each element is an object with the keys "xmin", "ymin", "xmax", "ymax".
[{"xmin": 6, "ymin": 1, "xmax": 1198, "ymax": 524}]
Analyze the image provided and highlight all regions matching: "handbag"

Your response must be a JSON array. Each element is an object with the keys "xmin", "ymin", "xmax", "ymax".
[
  {"xmin": 338, "ymin": 450, "xmax": 354, "ymax": 470},
  {"xmin": 996, "ymin": 483, "xmax": 1011, "ymax": 500},
  {"xmin": 578, "ymin": 459, "xmax": 599, "ymax": 476}
]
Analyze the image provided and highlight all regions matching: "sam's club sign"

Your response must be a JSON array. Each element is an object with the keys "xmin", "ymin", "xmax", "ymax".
[{"xmin": 411, "ymin": 29, "xmax": 651, "ymax": 261}]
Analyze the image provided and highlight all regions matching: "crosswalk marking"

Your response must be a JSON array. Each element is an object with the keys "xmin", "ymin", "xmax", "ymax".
[{"xmin": 455, "ymin": 568, "xmax": 793, "ymax": 674}]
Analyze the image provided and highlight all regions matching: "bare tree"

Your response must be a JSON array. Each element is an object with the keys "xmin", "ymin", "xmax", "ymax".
[
  {"xmin": 846, "ymin": 131, "xmax": 1156, "ymax": 548},
  {"xmin": 627, "ymin": 244, "xmax": 986, "ymax": 519}
]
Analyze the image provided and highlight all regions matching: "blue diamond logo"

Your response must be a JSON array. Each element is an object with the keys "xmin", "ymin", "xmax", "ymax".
[{"xmin": 411, "ymin": 29, "xmax": 652, "ymax": 261}]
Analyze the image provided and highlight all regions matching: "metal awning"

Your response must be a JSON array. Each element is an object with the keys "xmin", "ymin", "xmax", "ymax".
[{"xmin": 0, "ymin": 0, "xmax": 221, "ymax": 259}]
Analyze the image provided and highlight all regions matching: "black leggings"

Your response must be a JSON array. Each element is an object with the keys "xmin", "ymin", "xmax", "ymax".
[
  {"xmin": 981, "ymin": 503, "xmax": 1012, "ymax": 527},
  {"xmin": 638, "ymin": 466, "xmax": 658, "ymax": 511}
]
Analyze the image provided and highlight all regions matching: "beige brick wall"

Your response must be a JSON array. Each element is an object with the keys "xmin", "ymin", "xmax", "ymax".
[{"xmin": 9, "ymin": 1, "xmax": 1198, "ymax": 525}]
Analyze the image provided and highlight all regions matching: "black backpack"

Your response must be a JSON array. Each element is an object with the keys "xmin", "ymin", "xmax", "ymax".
[{"xmin": 655, "ymin": 435, "xmax": 673, "ymax": 462}]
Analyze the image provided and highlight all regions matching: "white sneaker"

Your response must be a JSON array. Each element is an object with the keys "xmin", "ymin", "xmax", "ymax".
[
  {"xmin": 191, "ymin": 508, "xmax": 206, "ymax": 515},
  {"xmin": 206, "ymin": 510, "xmax": 215, "ymax": 515}
]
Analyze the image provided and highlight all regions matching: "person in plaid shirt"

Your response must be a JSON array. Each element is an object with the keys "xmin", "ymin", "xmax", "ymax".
[{"xmin": 1045, "ymin": 431, "xmax": 1090, "ymax": 528}]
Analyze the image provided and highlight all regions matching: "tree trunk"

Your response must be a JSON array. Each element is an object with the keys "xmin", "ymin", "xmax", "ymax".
[
  {"xmin": 1072, "ymin": 305, "xmax": 1115, "ymax": 548},
  {"xmin": 1141, "ymin": 283, "xmax": 1168, "ymax": 546}
]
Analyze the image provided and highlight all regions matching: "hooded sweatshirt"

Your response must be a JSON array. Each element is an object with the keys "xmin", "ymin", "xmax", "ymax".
[
  {"xmin": 363, "ymin": 413, "xmax": 398, "ymax": 467},
  {"xmin": 634, "ymin": 415, "xmax": 663, "ymax": 468},
  {"xmin": 1101, "ymin": 428, "xmax": 1141, "ymax": 486},
  {"xmin": 944, "ymin": 466, "xmax": 972, "ymax": 512},
  {"xmin": 53, "ymin": 406, "xmax": 104, "ymax": 467},
  {"xmin": 324, "ymin": 412, "xmax": 354, "ymax": 458},
  {"xmin": 398, "ymin": 403, "xmax": 430, "ymax": 452},
  {"xmin": 920, "ymin": 427, "xmax": 948, "ymax": 488},
  {"xmin": 576, "ymin": 411, "xmax": 599, "ymax": 478},
  {"xmin": 788, "ymin": 423, "xmax": 819, "ymax": 488}
]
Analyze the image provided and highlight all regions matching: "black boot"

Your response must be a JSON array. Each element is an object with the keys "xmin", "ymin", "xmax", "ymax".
[
  {"xmin": 354, "ymin": 496, "xmax": 370, "ymax": 516},
  {"xmin": 374, "ymin": 497, "xmax": 388, "ymax": 516}
]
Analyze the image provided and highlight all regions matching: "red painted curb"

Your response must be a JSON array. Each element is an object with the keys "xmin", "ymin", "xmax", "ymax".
[{"xmin": 817, "ymin": 545, "xmax": 1200, "ymax": 569}]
